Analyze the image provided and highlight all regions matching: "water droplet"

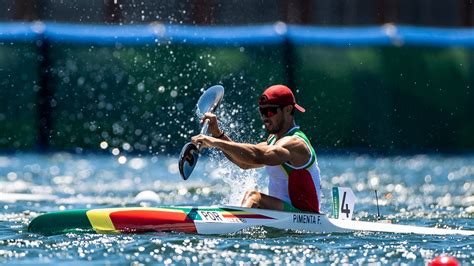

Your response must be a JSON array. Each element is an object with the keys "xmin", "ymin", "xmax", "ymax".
[
  {"xmin": 118, "ymin": 156, "xmax": 127, "ymax": 164},
  {"xmin": 112, "ymin": 148, "xmax": 120, "ymax": 156},
  {"xmin": 100, "ymin": 141, "xmax": 109, "ymax": 149}
]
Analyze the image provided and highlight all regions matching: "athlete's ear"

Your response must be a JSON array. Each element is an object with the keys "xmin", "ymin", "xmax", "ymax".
[{"xmin": 284, "ymin": 105, "xmax": 293, "ymax": 114}]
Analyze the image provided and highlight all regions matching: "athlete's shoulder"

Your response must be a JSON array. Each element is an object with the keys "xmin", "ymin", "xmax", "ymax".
[
  {"xmin": 276, "ymin": 134, "xmax": 306, "ymax": 148},
  {"xmin": 292, "ymin": 129, "xmax": 312, "ymax": 142}
]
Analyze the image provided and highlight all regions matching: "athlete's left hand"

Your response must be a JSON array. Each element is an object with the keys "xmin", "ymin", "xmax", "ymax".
[{"xmin": 191, "ymin": 134, "xmax": 216, "ymax": 148}]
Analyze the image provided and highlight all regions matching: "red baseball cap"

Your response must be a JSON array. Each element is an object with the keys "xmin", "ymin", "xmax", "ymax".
[{"xmin": 258, "ymin": 85, "xmax": 305, "ymax": 112}]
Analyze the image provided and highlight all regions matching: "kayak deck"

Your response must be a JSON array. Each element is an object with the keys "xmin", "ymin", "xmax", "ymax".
[{"xmin": 28, "ymin": 206, "xmax": 474, "ymax": 236}]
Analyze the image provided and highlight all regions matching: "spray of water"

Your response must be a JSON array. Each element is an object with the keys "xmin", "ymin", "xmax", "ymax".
[{"xmin": 206, "ymin": 100, "xmax": 267, "ymax": 205}]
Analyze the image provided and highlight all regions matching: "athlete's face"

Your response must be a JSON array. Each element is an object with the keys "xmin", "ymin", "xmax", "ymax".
[{"xmin": 259, "ymin": 105, "xmax": 286, "ymax": 134}]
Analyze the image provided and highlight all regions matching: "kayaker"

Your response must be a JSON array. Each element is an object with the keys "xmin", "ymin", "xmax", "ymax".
[{"xmin": 191, "ymin": 84, "xmax": 321, "ymax": 213}]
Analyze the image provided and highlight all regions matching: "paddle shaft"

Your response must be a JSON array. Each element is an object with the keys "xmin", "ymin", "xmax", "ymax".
[{"xmin": 196, "ymin": 119, "xmax": 210, "ymax": 150}]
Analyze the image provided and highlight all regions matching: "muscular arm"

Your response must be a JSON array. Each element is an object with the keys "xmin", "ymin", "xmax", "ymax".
[
  {"xmin": 215, "ymin": 139, "xmax": 291, "ymax": 168},
  {"xmin": 217, "ymin": 135, "xmax": 267, "ymax": 169},
  {"xmin": 196, "ymin": 112, "xmax": 263, "ymax": 168},
  {"xmin": 192, "ymin": 113, "xmax": 310, "ymax": 169},
  {"xmin": 218, "ymin": 138, "xmax": 276, "ymax": 169},
  {"xmin": 192, "ymin": 134, "xmax": 309, "ymax": 170}
]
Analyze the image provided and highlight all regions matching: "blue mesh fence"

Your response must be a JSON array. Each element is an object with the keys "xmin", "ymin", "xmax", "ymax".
[
  {"xmin": 1, "ymin": 22, "xmax": 473, "ymax": 46},
  {"xmin": 0, "ymin": 22, "xmax": 473, "ymax": 152}
]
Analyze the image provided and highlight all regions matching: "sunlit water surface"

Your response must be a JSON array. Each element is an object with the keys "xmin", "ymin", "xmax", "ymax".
[{"xmin": 0, "ymin": 152, "xmax": 473, "ymax": 264}]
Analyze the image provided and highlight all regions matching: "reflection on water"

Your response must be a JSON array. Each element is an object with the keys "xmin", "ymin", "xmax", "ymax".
[{"xmin": 0, "ymin": 152, "xmax": 473, "ymax": 264}]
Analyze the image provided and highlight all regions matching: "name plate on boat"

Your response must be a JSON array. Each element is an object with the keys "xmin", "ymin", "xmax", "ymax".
[{"xmin": 292, "ymin": 214, "xmax": 322, "ymax": 224}]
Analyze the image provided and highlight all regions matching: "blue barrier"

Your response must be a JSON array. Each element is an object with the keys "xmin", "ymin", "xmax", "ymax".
[
  {"xmin": 287, "ymin": 25, "xmax": 393, "ymax": 46},
  {"xmin": 398, "ymin": 26, "xmax": 474, "ymax": 47},
  {"xmin": 0, "ymin": 23, "xmax": 40, "ymax": 42},
  {"xmin": 164, "ymin": 24, "xmax": 285, "ymax": 46},
  {"xmin": 0, "ymin": 22, "xmax": 473, "ymax": 47}
]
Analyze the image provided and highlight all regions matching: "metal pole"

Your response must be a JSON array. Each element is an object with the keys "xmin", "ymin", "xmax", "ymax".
[
  {"xmin": 375, "ymin": 190, "xmax": 381, "ymax": 220},
  {"xmin": 191, "ymin": 0, "xmax": 214, "ymax": 25},
  {"xmin": 104, "ymin": 0, "xmax": 123, "ymax": 24},
  {"xmin": 461, "ymin": 0, "xmax": 473, "ymax": 27},
  {"xmin": 18, "ymin": 0, "xmax": 54, "ymax": 151},
  {"xmin": 13, "ymin": 0, "xmax": 38, "ymax": 20},
  {"xmin": 281, "ymin": 0, "xmax": 311, "ymax": 88},
  {"xmin": 36, "ymin": 37, "xmax": 54, "ymax": 151}
]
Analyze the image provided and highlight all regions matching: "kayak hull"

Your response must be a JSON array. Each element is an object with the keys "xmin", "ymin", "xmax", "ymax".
[
  {"xmin": 28, "ymin": 206, "xmax": 474, "ymax": 236},
  {"xmin": 28, "ymin": 206, "xmax": 345, "ymax": 235}
]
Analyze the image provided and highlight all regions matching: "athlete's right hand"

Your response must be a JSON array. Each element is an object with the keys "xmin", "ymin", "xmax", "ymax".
[{"xmin": 201, "ymin": 112, "xmax": 222, "ymax": 137}]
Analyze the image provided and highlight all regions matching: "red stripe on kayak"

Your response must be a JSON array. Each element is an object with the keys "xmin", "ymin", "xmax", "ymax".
[
  {"xmin": 222, "ymin": 214, "xmax": 274, "ymax": 219},
  {"xmin": 110, "ymin": 210, "xmax": 197, "ymax": 233}
]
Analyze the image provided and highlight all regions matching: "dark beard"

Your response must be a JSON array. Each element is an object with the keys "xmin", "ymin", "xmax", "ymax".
[
  {"xmin": 264, "ymin": 117, "xmax": 284, "ymax": 134},
  {"xmin": 265, "ymin": 126, "xmax": 280, "ymax": 134}
]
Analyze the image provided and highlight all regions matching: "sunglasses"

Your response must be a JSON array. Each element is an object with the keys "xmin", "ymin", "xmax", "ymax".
[{"xmin": 259, "ymin": 105, "xmax": 282, "ymax": 118}]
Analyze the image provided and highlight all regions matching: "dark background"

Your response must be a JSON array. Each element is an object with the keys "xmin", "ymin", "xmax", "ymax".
[
  {"xmin": 1, "ymin": 0, "xmax": 473, "ymax": 27},
  {"xmin": 0, "ymin": 0, "xmax": 473, "ymax": 154}
]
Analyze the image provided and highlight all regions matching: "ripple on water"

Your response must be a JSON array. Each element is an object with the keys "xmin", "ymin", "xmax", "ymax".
[{"xmin": 0, "ymin": 153, "xmax": 473, "ymax": 264}]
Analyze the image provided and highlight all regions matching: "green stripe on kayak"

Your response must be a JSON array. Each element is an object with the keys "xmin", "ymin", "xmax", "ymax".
[{"xmin": 28, "ymin": 209, "xmax": 93, "ymax": 235}]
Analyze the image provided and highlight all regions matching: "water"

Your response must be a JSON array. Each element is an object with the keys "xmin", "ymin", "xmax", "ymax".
[{"xmin": 1, "ymin": 152, "xmax": 473, "ymax": 264}]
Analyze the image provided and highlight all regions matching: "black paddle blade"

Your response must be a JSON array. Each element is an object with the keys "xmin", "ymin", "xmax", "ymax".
[{"xmin": 178, "ymin": 142, "xmax": 200, "ymax": 180}]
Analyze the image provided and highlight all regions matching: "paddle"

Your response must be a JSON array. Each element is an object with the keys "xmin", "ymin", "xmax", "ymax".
[{"xmin": 179, "ymin": 85, "xmax": 224, "ymax": 180}]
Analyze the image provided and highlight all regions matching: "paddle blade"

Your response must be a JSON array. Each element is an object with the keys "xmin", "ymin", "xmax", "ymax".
[
  {"xmin": 196, "ymin": 85, "xmax": 224, "ymax": 116},
  {"xmin": 178, "ymin": 142, "xmax": 200, "ymax": 180},
  {"xmin": 179, "ymin": 84, "xmax": 224, "ymax": 181}
]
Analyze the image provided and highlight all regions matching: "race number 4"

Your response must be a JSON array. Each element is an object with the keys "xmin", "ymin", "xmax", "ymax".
[{"xmin": 332, "ymin": 187, "xmax": 356, "ymax": 220}]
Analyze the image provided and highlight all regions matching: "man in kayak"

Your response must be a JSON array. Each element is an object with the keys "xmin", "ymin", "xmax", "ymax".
[{"xmin": 191, "ymin": 85, "xmax": 321, "ymax": 213}]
